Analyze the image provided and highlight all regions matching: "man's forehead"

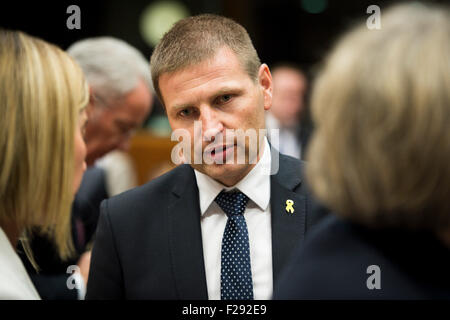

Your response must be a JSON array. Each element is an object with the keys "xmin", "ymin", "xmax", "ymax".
[
  {"xmin": 164, "ymin": 46, "xmax": 247, "ymax": 78},
  {"xmin": 160, "ymin": 49, "xmax": 252, "ymax": 106}
]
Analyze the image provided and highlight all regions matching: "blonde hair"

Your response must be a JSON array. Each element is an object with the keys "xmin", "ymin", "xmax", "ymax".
[
  {"xmin": 0, "ymin": 30, "xmax": 89, "ymax": 260},
  {"xmin": 306, "ymin": 4, "xmax": 450, "ymax": 232},
  {"xmin": 150, "ymin": 14, "xmax": 261, "ymax": 103}
]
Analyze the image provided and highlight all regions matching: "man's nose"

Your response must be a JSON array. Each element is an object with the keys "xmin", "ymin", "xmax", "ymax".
[{"xmin": 200, "ymin": 107, "xmax": 223, "ymax": 142}]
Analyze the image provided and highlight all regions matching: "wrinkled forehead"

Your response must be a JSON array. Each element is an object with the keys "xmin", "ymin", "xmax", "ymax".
[{"xmin": 159, "ymin": 47, "xmax": 253, "ymax": 104}]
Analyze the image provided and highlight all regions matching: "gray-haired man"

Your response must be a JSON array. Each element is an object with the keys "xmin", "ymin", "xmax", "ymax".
[{"xmin": 68, "ymin": 37, "xmax": 153, "ymax": 166}]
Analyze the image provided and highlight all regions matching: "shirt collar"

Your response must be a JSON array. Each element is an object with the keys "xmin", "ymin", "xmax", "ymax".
[{"xmin": 194, "ymin": 137, "xmax": 271, "ymax": 215}]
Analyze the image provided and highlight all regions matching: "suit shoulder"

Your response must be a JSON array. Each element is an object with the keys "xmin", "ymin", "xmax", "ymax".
[
  {"xmin": 275, "ymin": 216, "xmax": 375, "ymax": 299},
  {"xmin": 101, "ymin": 164, "xmax": 193, "ymax": 221},
  {"xmin": 279, "ymin": 153, "xmax": 306, "ymax": 170},
  {"xmin": 107, "ymin": 164, "xmax": 191, "ymax": 203},
  {"xmin": 276, "ymin": 215, "xmax": 450, "ymax": 299},
  {"xmin": 302, "ymin": 215, "xmax": 371, "ymax": 256},
  {"xmin": 275, "ymin": 154, "xmax": 306, "ymax": 186}
]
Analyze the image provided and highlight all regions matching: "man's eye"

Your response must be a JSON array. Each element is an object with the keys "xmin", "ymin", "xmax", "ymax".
[
  {"xmin": 218, "ymin": 94, "xmax": 233, "ymax": 104},
  {"xmin": 179, "ymin": 108, "xmax": 193, "ymax": 117}
]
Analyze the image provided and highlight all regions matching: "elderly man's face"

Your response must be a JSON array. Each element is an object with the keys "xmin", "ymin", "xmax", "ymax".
[
  {"xmin": 84, "ymin": 79, "xmax": 152, "ymax": 166},
  {"xmin": 159, "ymin": 46, "xmax": 273, "ymax": 186}
]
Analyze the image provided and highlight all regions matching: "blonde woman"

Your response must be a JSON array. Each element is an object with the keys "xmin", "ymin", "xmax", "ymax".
[
  {"xmin": 0, "ymin": 30, "xmax": 89, "ymax": 299},
  {"xmin": 276, "ymin": 3, "xmax": 450, "ymax": 299}
]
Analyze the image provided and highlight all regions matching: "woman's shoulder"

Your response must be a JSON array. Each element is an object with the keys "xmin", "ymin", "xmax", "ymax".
[
  {"xmin": 276, "ymin": 215, "xmax": 450, "ymax": 299},
  {"xmin": 0, "ymin": 228, "xmax": 40, "ymax": 300}
]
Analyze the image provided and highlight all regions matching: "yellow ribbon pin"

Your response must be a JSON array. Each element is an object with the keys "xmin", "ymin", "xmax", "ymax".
[{"xmin": 285, "ymin": 199, "xmax": 294, "ymax": 214}]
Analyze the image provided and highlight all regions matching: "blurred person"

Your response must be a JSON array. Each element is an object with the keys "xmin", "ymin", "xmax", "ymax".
[
  {"xmin": 68, "ymin": 37, "xmax": 154, "ymax": 237},
  {"xmin": 20, "ymin": 37, "xmax": 154, "ymax": 300},
  {"xmin": 0, "ymin": 29, "xmax": 88, "ymax": 299},
  {"xmin": 275, "ymin": 3, "xmax": 450, "ymax": 299},
  {"xmin": 68, "ymin": 37, "xmax": 154, "ymax": 166},
  {"xmin": 68, "ymin": 37, "xmax": 153, "ymax": 238},
  {"xmin": 86, "ymin": 14, "xmax": 325, "ymax": 300},
  {"xmin": 266, "ymin": 64, "xmax": 310, "ymax": 159}
]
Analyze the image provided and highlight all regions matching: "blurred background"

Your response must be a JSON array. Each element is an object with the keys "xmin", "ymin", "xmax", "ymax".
[
  {"xmin": 5, "ymin": 0, "xmax": 444, "ymax": 72},
  {"xmin": 1, "ymin": 0, "xmax": 446, "ymax": 185}
]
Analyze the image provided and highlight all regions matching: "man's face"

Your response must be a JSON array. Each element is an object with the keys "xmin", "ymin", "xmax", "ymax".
[
  {"xmin": 159, "ymin": 46, "xmax": 273, "ymax": 186},
  {"xmin": 84, "ymin": 79, "xmax": 152, "ymax": 166},
  {"xmin": 271, "ymin": 68, "xmax": 306, "ymax": 128}
]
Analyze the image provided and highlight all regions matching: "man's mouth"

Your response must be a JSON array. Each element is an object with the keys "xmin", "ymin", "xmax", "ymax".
[{"xmin": 206, "ymin": 144, "xmax": 236, "ymax": 161}]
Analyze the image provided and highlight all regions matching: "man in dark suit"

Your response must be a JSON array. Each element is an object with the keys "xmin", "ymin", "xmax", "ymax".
[{"xmin": 87, "ymin": 14, "xmax": 325, "ymax": 300}]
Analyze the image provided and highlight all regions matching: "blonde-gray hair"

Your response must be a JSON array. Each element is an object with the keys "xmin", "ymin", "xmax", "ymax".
[{"xmin": 306, "ymin": 3, "xmax": 450, "ymax": 233}]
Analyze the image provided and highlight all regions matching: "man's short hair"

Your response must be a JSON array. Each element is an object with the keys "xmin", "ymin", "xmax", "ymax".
[{"xmin": 150, "ymin": 14, "xmax": 261, "ymax": 103}]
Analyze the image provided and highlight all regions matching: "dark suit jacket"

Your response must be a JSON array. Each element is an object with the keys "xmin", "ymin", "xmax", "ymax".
[
  {"xmin": 18, "ymin": 167, "xmax": 108, "ymax": 300},
  {"xmin": 298, "ymin": 124, "xmax": 312, "ymax": 160},
  {"xmin": 275, "ymin": 215, "xmax": 450, "ymax": 299},
  {"xmin": 86, "ymin": 153, "xmax": 325, "ymax": 299}
]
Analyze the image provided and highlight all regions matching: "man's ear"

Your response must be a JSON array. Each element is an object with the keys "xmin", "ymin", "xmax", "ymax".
[
  {"xmin": 258, "ymin": 64, "xmax": 273, "ymax": 111},
  {"xmin": 86, "ymin": 86, "xmax": 97, "ymax": 118}
]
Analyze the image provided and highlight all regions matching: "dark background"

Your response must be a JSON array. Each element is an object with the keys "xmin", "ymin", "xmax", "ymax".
[{"xmin": 1, "ymin": 0, "xmax": 447, "ymax": 73}]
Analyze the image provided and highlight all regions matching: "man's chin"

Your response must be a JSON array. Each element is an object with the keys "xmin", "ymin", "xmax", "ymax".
[{"xmin": 192, "ymin": 163, "xmax": 252, "ymax": 187}]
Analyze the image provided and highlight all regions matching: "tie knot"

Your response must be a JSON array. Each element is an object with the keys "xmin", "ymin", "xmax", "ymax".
[{"xmin": 214, "ymin": 190, "xmax": 249, "ymax": 217}]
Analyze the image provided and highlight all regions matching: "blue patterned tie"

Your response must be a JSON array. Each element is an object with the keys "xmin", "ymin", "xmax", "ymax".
[{"xmin": 215, "ymin": 190, "xmax": 254, "ymax": 300}]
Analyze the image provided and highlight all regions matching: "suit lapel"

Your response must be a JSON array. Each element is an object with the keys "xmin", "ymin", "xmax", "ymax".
[
  {"xmin": 270, "ymin": 153, "xmax": 307, "ymax": 285},
  {"xmin": 165, "ymin": 154, "xmax": 307, "ymax": 297},
  {"xmin": 167, "ymin": 165, "xmax": 208, "ymax": 299}
]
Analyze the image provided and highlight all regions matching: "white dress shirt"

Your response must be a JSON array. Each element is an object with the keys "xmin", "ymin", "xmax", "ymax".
[
  {"xmin": 0, "ymin": 227, "xmax": 40, "ymax": 300},
  {"xmin": 265, "ymin": 112, "xmax": 302, "ymax": 159},
  {"xmin": 95, "ymin": 150, "xmax": 138, "ymax": 197},
  {"xmin": 194, "ymin": 137, "xmax": 273, "ymax": 300}
]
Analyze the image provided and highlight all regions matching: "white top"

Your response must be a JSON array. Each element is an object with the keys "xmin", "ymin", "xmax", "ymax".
[
  {"xmin": 0, "ymin": 227, "xmax": 40, "ymax": 300},
  {"xmin": 194, "ymin": 137, "xmax": 273, "ymax": 300},
  {"xmin": 95, "ymin": 150, "xmax": 138, "ymax": 197}
]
